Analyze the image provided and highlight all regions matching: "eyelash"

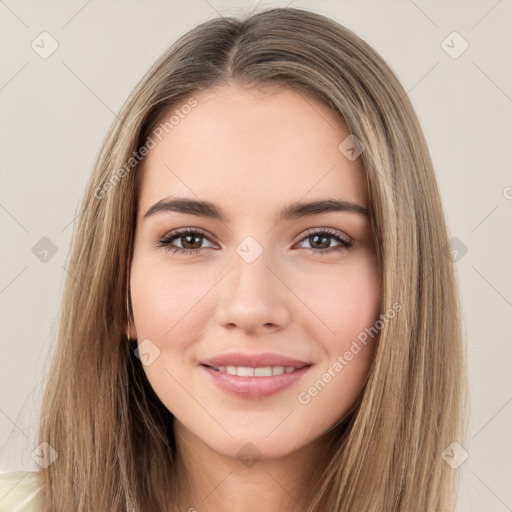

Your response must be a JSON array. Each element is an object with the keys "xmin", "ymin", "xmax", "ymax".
[{"xmin": 155, "ymin": 227, "xmax": 352, "ymax": 256}]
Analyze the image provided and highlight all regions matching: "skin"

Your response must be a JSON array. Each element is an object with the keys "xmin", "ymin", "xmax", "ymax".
[{"xmin": 128, "ymin": 84, "xmax": 381, "ymax": 511}]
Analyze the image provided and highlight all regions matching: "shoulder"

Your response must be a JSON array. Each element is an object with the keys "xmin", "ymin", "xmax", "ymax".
[{"xmin": 0, "ymin": 471, "xmax": 44, "ymax": 512}]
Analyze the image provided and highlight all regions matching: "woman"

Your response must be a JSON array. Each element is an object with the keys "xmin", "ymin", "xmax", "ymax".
[{"xmin": 0, "ymin": 6, "xmax": 467, "ymax": 511}]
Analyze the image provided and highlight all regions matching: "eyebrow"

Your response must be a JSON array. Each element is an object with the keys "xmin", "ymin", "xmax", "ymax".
[{"xmin": 143, "ymin": 196, "xmax": 369, "ymax": 223}]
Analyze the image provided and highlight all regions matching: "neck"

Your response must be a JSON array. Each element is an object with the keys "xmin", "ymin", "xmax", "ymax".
[{"xmin": 172, "ymin": 420, "xmax": 334, "ymax": 512}]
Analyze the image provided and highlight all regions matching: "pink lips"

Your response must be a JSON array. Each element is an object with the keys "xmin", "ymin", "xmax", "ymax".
[
  {"xmin": 199, "ymin": 351, "xmax": 313, "ymax": 400},
  {"xmin": 200, "ymin": 351, "xmax": 311, "ymax": 369}
]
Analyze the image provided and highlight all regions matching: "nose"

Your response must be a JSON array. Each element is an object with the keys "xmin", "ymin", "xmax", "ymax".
[{"xmin": 215, "ymin": 250, "xmax": 291, "ymax": 335}]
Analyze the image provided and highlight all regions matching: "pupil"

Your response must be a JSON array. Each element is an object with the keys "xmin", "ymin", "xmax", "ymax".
[
  {"xmin": 311, "ymin": 234, "xmax": 329, "ymax": 249},
  {"xmin": 183, "ymin": 234, "xmax": 201, "ymax": 249}
]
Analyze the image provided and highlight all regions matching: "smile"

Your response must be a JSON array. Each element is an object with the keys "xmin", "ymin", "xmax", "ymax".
[
  {"xmin": 206, "ymin": 365, "xmax": 304, "ymax": 376},
  {"xmin": 201, "ymin": 364, "xmax": 312, "ymax": 399}
]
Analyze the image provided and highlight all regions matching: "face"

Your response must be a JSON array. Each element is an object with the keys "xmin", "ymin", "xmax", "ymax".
[{"xmin": 129, "ymin": 84, "xmax": 381, "ymax": 461}]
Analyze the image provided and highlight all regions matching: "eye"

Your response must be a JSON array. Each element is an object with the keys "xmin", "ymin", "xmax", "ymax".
[
  {"xmin": 156, "ymin": 227, "xmax": 352, "ymax": 256},
  {"xmin": 156, "ymin": 227, "xmax": 218, "ymax": 255},
  {"xmin": 294, "ymin": 228, "xmax": 352, "ymax": 255}
]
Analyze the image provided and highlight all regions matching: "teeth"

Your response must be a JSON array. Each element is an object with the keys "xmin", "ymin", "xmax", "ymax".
[{"xmin": 211, "ymin": 365, "xmax": 299, "ymax": 376}]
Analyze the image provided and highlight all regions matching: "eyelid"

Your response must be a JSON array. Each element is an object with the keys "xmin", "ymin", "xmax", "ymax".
[
  {"xmin": 157, "ymin": 226, "xmax": 219, "ymax": 247},
  {"xmin": 158, "ymin": 226, "xmax": 352, "ymax": 248},
  {"xmin": 293, "ymin": 226, "xmax": 351, "ymax": 246},
  {"xmin": 155, "ymin": 226, "xmax": 353, "ymax": 255}
]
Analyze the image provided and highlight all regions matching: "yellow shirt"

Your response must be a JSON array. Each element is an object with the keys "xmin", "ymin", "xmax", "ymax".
[{"xmin": 0, "ymin": 471, "xmax": 43, "ymax": 511}]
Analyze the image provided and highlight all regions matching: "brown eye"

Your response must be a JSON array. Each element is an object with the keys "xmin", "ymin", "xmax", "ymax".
[
  {"xmin": 178, "ymin": 233, "xmax": 203, "ymax": 250},
  {"xmin": 156, "ymin": 228, "xmax": 216, "ymax": 255},
  {"xmin": 155, "ymin": 227, "xmax": 352, "ymax": 256},
  {"xmin": 296, "ymin": 228, "xmax": 352, "ymax": 254}
]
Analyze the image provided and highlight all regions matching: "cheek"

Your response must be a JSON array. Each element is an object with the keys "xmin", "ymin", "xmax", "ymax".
[
  {"xmin": 334, "ymin": 265, "xmax": 381, "ymax": 342},
  {"xmin": 294, "ymin": 260, "xmax": 381, "ymax": 424},
  {"xmin": 129, "ymin": 260, "xmax": 209, "ymax": 401},
  {"xmin": 130, "ymin": 255, "xmax": 211, "ymax": 339},
  {"xmin": 297, "ymin": 254, "xmax": 381, "ymax": 350}
]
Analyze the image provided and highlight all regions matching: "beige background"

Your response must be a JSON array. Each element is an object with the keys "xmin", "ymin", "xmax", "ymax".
[{"xmin": 1, "ymin": 0, "xmax": 511, "ymax": 510}]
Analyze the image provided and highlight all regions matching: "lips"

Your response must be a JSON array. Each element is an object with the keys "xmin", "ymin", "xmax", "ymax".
[
  {"xmin": 198, "ymin": 351, "xmax": 313, "ymax": 399},
  {"xmin": 200, "ymin": 351, "xmax": 312, "ymax": 369}
]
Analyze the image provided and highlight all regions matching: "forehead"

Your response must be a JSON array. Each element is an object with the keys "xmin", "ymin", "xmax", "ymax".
[{"xmin": 137, "ymin": 84, "xmax": 368, "ymax": 217}]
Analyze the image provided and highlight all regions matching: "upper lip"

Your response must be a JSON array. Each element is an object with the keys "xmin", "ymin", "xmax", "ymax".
[{"xmin": 200, "ymin": 351, "xmax": 312, "ymax": 369}]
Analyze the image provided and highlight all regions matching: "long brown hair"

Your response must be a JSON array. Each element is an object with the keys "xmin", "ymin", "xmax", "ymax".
[{"xmin": 37, "ymin": 6, "xmax": 468, "ymax": 511}]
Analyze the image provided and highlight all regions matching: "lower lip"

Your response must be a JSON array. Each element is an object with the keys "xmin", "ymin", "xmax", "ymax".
[{"xmin": 200, "ymin": 364, "xmax": 312, "ymax": 400}]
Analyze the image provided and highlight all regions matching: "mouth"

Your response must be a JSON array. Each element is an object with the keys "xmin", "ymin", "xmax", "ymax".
[
  {"xmin": 202, "ymin": 363, "xmax": 310, "ymax": 376},
  {"xmin": 200, "ymin": 363, "xmax": 313, "ymax": 399}
]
